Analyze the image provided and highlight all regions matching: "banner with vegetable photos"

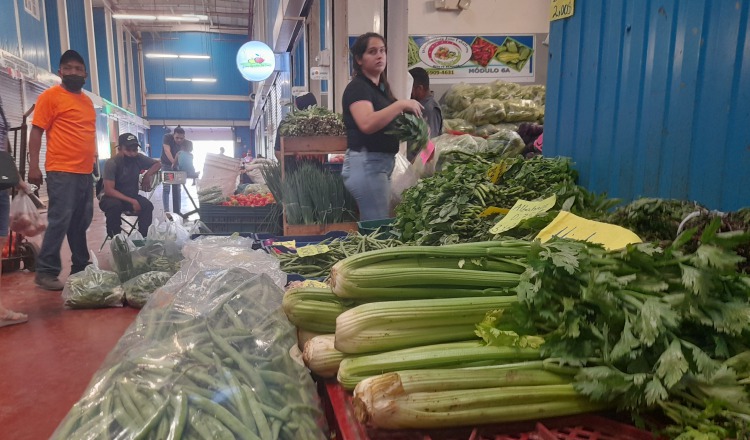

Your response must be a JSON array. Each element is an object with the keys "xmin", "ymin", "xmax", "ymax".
[{"xmin": 407, "ymin": 35, "xmax": 535, "ymax": 84}]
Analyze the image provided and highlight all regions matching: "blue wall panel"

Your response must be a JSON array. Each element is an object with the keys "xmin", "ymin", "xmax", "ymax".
[
  {"xmin": 16, "ymin": 0, "xmax": 49, "ymax": 69},
  {"xmin": 293, "ymin": 32, "xmax": 306, "ymax": 87},
  {"xmin": 234, "ymin": 126, "xmax": 252, "ymax": 157},
  {"xmin": 146, "ymin": 99, "xmax": 249, "ymax": 121},
  {"xmin": 45, "ymin": 0, "xmax": 61, "ymax": 68},
  {"xmin": 66, "ymin": 0, "xmax": 91, "ymax": 91},
  {"xmin": 0, "ymin": 2, "xmax": 20, "ymax": 56},
  {"xmin": 142, "ymin": 32, "xmax": 249, "ymax": 96},
  {"xmin": 147, "ymin": 126, "xmax": 169, "ymax": 160},
  {"xmin": 93, "ymin": 8, "xmax": 111, "ymax": 101},
  {"xmin": 546, "ymin": 0, "xmax": 750, "ymax": 211}
]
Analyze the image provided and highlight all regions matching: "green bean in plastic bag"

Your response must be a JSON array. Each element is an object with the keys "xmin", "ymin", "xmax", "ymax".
[
  {"xmin": 122, "ymin": 271, "xmax": 172, "ymax": 308},
  {"xmin": 62, "ymin": 265, "xmax": 124, "ymax": 309}
]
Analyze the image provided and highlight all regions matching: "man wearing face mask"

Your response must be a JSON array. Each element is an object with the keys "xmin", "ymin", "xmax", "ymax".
[
  {"xmin": 28, "ymin": 50, "xmax": 97, "ymax": 291},
  {"xmin": 99, "ymin": 133, "xmax": 161, "ymax": 238}
]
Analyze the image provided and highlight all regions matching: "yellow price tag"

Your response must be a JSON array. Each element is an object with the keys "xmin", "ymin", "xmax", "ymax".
[
  {"xmin": 487, "ymin": 163, "xmax": 510, "ymax": 184},
  {"xmin": 536, "ymin": 211, "xmax": 642, "ymax": 250},
  {"xmin": 296, "ymin": 244, "xmax": 330, "ymax": 258},
  {"xmin": 550, "ymin": 0, "xmax": 575, "ymax": 21},
  {"xmin": 276, "ymin": 240, "xmax": 296, "ymax": 249},
  {"xmin": 489, "ymin": 195, "xmax": 557, "ymax": 234},
  {"xmin": 300, "ymin": 280, "xmax": 329, "ymax": 288},
  {"xmin": 479, "ymin": 207, "xmax": 510, "ymax": 218}
]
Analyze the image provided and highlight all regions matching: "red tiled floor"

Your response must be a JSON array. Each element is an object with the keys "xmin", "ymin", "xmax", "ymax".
[{"xmin": 0, "ymin": 185, "xmax": 199, "ymax": 440}]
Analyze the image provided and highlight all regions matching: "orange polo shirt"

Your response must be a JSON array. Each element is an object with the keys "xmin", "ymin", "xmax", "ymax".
[{"xmin": 32, "ymin": 85, "xmax": 97, "ymax": 174}]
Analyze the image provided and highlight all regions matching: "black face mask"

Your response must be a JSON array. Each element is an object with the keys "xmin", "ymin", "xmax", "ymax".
[{"xmin": 62, "ymin": 75, "xmax": 86, "ymax": 92}]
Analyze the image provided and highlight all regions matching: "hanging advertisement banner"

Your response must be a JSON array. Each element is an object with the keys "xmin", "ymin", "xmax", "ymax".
[
  {"xmin": 407, "ymin": 34, "xmax": 535, "ymax": 84},
  {"xmin": 348, "ymin": 34, "xmax": 535, "ymax": 84}
]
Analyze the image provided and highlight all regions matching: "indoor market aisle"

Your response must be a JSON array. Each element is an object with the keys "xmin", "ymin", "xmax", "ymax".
[{"xmin": 0, "ymin": 183, "xmax": 199, "ymax": 439}]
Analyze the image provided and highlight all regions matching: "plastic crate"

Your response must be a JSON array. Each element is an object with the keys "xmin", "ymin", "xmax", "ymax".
[
  {"xmin": 321, "ymin": 382, "xmax": 655, "ymax": 440},
  {"xmin": 198, "ymin": 204, "xmax": 282, "ymax": 234}
]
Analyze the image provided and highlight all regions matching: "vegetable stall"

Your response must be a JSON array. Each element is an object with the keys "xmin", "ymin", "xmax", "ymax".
[{"xmin": 47, "ymin": 80, "xmax": 750, "ymax": 440}]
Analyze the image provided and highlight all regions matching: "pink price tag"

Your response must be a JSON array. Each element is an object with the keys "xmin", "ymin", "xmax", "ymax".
[{"xmin": 420, "ymin": 141, "xmax": 436, "ymax": 165}]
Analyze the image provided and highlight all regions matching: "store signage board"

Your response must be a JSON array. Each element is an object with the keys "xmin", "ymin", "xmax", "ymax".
[
  {"xmin": 291, "ymin": 87, "xmax": 308, "ymax": 97},
  {"xmin": 550, "ymin": 0, "xmax": 575, "ymax": 21},
  {"xmin": 310, "ymin": 66, "xmax": 329, "ymax": 80},
  {"xmin": 237, "ymin": 41, "xmax": 275, "ymax": 82},
  {"xmin": 405, "ymin": 35, "xmax": 535, "ymax": 84}
]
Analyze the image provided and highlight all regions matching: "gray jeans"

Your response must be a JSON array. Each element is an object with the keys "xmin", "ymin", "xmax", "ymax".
[
  {"xmin": 37, "ymin": 172, "xmax": 93, "ymax": 276},
  {"xmin": 341, "ymin": 149, "xmax": 395, "ymax": 221}
]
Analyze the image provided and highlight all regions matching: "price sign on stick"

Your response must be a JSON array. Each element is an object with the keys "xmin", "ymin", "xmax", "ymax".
[
  {"xmin": 489, "ymin": 195, "xmax": 557, "ymax": 234},
  {"xmin": 297, "ymin": 244, "xmax": 331, "ymax": 258}
]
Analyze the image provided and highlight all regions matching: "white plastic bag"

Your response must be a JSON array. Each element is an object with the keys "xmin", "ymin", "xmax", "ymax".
[
  {"xmin": 147, "ymin": 215, "xmax": 191, "ymax": 248},
  {"xmin": 391, "ymin": 153, "xmax": 419, "ymax": 207},
  {"xmin": 9, "ymin": 191, "xmax": 47, "ymax": 237}
]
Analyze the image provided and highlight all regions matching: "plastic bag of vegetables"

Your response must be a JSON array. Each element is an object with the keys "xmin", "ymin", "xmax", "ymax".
[
  {"xmin": 455, "ymin": 99, "xmax": 506, "ymax": 126},
  {"xmin": 485, "ymin": 129, "xmax": 526, "ymax": 157},
  {"xmin": 147, "ymin": 216, "xmax": 191, "ymax": 248},
  {"xmin": 122, "ymin": 271, "xmax": 172, "ymax": 308},
  {"xmin": 503, "ymin": 99, "xmax": 541, "ymax": 122},
  {"xmin": 442, "ymin": 83, "xmax": 475, "ymax": 113},
  {"xmin": 9, "ymin": 191, "xmax": 47, "ymax": 237},
  {"xmin": 62, "ymin": 263, "xmax": 124, "ymax": 309},
  {"xmin": 50, "ymin": 267, "xmax": 327, "ymax": 440},
  {"xmin": 442, "ymin": 118, "xmax": 476, "ymax": 134}
]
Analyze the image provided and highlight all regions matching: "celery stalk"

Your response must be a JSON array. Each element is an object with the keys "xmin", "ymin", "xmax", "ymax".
[{"xmin": 335, "ymin": 296, "xmax": 516, "ymax": 353}]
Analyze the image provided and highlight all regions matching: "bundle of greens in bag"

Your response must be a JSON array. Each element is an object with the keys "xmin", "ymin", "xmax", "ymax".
[
  {"xmin": 122, "ymin": 271, "xmax": 172, "ymax": 308},
  {"xmin": 110, "ymin": 234, "xmax": 184, "ymax": 283},
  {"xmin": 62, "ymin": 263, "xmax": 124, "ymax": 309}
]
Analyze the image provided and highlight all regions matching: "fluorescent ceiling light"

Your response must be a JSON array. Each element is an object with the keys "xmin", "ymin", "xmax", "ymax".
[
  {"xmin": 146, "ymin": 53, "xmax": 178, "ymax": 58},
  {"xmin": 192, "ymin": 78, "xmax": 217, "ymax": 83},
  {"xmin": 179, "ymin": 54, "xmax": 211, "ymax": 59},
  {"xmin": 157, "ymin": 15, "xmax": 201, "ymax": 22},
  {"xmin": 112, "ymin": 14, "xmax": 157, "ymax": 20},
  {"xmin": 166, "ymin": 78, "xmax": 191, "ymax": 82}
]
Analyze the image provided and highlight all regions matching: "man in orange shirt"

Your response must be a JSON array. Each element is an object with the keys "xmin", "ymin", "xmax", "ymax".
[{"xmin": 28, "ymin": 50, "xmax": 97, "ymax": 291}]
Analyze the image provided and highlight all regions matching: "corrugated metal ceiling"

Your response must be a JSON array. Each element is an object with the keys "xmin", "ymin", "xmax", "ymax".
[{"xmin": 101, "ymin": 0, "xmax": 249, "ymax": 33}]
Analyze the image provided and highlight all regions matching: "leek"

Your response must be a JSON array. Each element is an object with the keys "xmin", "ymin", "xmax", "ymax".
[{"xmin": 335, "ymin": 296, "xmax": 516, "ymax": 354}]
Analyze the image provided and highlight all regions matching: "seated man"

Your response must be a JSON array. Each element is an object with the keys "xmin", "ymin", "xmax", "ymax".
[{"xmin": 99, "ymin": 133, "xmax": 161, "ymax": 237}]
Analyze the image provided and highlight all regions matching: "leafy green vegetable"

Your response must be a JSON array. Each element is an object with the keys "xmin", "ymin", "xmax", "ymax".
[
  {"xmin": 385, "ymin": 113, "xmax": 429, "ymax": 156},
  {"xmin": 489, "ymin": 221, "xmax": 750, "ymax": 437},
  {"xmin": 393, "ymin": 154, "xmax": 617, "ymax": 245},
  {"xmin": 278, "ymin": 105, "xmax": 345, "ymax": 137}
]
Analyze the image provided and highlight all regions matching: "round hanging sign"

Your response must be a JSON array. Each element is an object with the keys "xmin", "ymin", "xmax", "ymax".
[{"xmin": 237, "ymin": 41, "xmax": 275, "ymax": 81}]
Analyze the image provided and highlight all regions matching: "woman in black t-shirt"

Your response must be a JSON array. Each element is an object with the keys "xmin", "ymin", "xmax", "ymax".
[{"xmin": 341, "ymin": 32, "xmax": 423, "ymax": 221}]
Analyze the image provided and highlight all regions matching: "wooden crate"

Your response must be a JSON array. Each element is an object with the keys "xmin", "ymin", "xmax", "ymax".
[{"xmin": 283, "ymin": 222, "xmax": 358, "ymax": 236}]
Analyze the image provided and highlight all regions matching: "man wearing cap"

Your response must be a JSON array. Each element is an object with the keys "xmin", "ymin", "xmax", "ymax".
[
  {"xmin": 28, "ymin": 50, "xmax": 97, "ymax": 291},
  {"xmin": 99, "ymin": 134, "xmax": 161, "ymax": 238}
]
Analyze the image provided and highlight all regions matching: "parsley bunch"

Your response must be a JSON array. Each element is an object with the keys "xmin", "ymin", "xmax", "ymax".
[{"xmin": 498, "ymin": 219, "xmax": 750, "ymax": 437}]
